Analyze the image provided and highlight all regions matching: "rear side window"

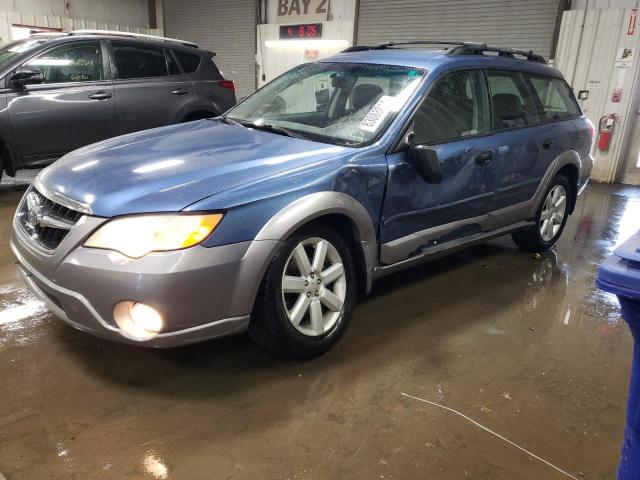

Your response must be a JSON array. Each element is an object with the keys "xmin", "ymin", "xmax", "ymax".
[
  {"xmin": 173, "ymin": 49, "xmax": 201, "ymax": 73},
  {"xmin": 112, "ymin": 42, "xmax": 168, "ymax": 79},
  {"xmin": 165, "ymin": 50, "xmax": 181, "ymax": 75},
  {"xmin": 413, "ymin": 69, "xmax": 490, "ymax": 144},
  {"xmin": 528, "ymin": 75, "xmax": 580, "ymax": 121},
  {"xmin": 486, "ymin": 70, "xmax": 541, "ymax": 130}
]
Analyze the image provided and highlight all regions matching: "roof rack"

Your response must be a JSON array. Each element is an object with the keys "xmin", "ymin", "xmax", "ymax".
[
  {"xmin": 66, "ymin": 30, "xmax": 199, "ymax": 48},
  {"xmin": 342, "ymin": 40, "xmax": 546, "ymax": 64}
]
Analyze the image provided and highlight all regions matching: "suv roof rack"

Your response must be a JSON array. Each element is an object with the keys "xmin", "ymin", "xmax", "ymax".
[
  {"xmin": 66, "ymin": 29, "xmax": 199, "ymax": 48},
  {"xmin": 342, "ymin": 40, "xmax": 547, "ymax": 64}
]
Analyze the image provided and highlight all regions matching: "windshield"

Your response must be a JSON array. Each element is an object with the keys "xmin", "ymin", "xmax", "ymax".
[
  {"xmin": 0, "ymin": 38, "xmax": 50, "ymax": 69},
  {"xmin": 228, "ymin": 62, "xmax": 425, "ymax": 147}
]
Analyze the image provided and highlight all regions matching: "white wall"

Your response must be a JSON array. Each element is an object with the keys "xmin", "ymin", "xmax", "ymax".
[
  {"xmin": 266, "ymin": 0, "xmax": 356, "ymax": 23},
  {"xmin": 0, "ymin": 0, "xmax": 156, "ymax": 28},
  {"xmin": 555, "ymin": 8, "xmax": 640, "ymax": 183},
  {"xmin": 258, "ymin": 0, "xmax": 357, "ymax": 87}
]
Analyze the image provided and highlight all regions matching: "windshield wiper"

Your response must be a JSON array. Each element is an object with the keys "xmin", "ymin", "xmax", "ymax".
[
  {"xmin": 241, "ymin": 121, "xmax": 306, "ymax": 139},
  {"xmin": 217, "ymin": 115, "xmax": 245, "ymax": 127},
  {"xmin": 217, "ymin": 116, "xmax": 306, "ymax": 139}
]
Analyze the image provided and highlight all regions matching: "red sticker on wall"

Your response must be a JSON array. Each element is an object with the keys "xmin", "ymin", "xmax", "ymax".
[
  {"xmin": 612, "ymin": 89, "xmax": 623, "ymax": 103},
  {"xmin": 628, "ymin": 8, "xmax": 637, "ymax": 35}
]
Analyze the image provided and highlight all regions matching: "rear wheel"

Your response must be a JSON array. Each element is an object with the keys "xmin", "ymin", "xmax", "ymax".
[
  {"xmin": 512, "ymin": 174, "xmax": 571, "ymax": 252},
  {"xmin": 249, "ymin": 226, "xmax": 357, "ymax": 358}
]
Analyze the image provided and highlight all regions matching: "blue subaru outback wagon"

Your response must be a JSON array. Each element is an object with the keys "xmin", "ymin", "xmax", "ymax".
[{"xmin": 11, "ymin": 41, "xmax": 593, "ymax": 357}]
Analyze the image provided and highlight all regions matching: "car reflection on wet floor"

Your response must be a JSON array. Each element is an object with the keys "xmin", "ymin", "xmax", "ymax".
[{"xmin": 0, "ymin": 183, "xmax": 638, "ymax": 479}]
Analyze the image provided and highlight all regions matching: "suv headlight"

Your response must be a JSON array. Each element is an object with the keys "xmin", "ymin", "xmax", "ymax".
[{"xmin": 85, "ymin": 213, "xmax": 224, "ymax": 258}]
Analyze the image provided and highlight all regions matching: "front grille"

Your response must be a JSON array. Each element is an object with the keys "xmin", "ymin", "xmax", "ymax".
[{"xmin": 17, "ymin": 187, "xmax": 84, "ymax": 251}]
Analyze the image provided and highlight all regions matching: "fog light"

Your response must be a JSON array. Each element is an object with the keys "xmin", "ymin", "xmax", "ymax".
[{"xmin": 113, "ymin": 301, "xmax": 163, "ymax": 341}]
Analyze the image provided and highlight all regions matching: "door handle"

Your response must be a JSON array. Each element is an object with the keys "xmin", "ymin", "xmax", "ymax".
[
  {"xmin": 542, "ymin": 138, "xmax": 554, "ymax": 149},
  {"xmin": 171, "ymin": 88, "xmax": 189, "ymax": 95},
  {"xmin": 88, "ymin": 91, "xmax": 112, "ymax": 100},
  {"xmin": 475, "ymin": 150, "xmax": 493, "ymax": 166}
]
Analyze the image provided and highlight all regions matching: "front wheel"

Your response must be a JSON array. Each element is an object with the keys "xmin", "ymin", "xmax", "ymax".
[
  {"xmin": 512, "ymin": 174, "xmax": 571, "ymax": 252},
  {"xmin": 249, "ymin": 226, "xmax": 357, "ymax": 358}
]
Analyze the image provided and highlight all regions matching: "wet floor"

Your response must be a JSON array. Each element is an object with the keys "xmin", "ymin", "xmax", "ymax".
[{"xmin": 0, "ymin": 183, "xmax": 638, "ymax": 479}]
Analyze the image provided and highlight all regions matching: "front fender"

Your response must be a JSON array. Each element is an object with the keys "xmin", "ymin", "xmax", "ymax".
[{"xmin": 252, "ymin": 191, "xmax": 378, "ymax": 292}]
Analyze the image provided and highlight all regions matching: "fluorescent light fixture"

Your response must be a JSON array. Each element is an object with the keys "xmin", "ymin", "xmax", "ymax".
[{"xmin": 265, "ymin": 39, "xmax": 349, "ymax": 48}]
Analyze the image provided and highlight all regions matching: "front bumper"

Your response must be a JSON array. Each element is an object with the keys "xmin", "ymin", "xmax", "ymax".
[{"xmin": 11, "ymin": 211, "xmax": 279, "ymax": 348}]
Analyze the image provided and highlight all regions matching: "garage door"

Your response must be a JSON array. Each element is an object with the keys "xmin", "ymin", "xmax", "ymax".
[
  {"xmin": 164, "ymin": 0, "xmax": 256, "ymax": 97},
  {"xmin": 356, "ymin": 0, "xmax": 562, "ymax": 60}
]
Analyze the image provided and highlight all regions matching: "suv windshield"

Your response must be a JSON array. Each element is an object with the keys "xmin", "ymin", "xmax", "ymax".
[
  {"xmin": 0, "ymin": 38, "xmax": 50, "ymax": 69},
  {"xmin": 227, "ymin": 62, "xmax": 425, "ymax": 147}
]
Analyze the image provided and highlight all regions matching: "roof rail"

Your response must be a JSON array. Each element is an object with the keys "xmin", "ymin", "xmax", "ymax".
[
  {"xmin": 342, "ymin": 40, "xmax": 468, "ymax": 52},
  {"xmin": 448, "ymin": 44, "xmax": 547, "ymax": 64},
  {"xmin": 67, "ymin": 30, "xmax": 199, "ymax": 48},
  {"xmin": 341, "ymin": 40, "xmax": 547, "ymax": 64}
]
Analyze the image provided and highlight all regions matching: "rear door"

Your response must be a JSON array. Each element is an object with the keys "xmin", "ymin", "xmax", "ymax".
[
  {"xmin": 380, "ymin": 69, "xmax": 498, "ymax": 265},
  {"xmin": 485, "ymin": 69, "xmax": 555, "ymax": 213},
  {"xmin": 7, "ymin": 40, "xmax": 117, "ymax": 165},
  {"xmin": 110, "ymin": 41, "xmax": 194, "ymax": 134}
]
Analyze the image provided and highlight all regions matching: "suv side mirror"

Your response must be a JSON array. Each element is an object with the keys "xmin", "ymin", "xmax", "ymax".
[
  {"xmin": 409, "ymin": 144, "xmax": 443, "ymax": 184},
  {"xmin": 11, "ymin": 66, "xmax": 44, "ymax": 87}
]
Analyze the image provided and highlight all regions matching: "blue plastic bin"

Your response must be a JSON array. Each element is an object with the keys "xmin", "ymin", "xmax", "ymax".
[{"xmin": 597, "ymin": 230, "xmax": 640, "ymax": 480}]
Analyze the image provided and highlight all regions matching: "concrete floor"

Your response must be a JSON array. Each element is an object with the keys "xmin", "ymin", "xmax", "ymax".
[{"xmin": 0, "ymin": 183, "xmax": 638, "ymax": 480}]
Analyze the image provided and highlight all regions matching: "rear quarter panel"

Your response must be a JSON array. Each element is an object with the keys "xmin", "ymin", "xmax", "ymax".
[{"xmin": 555, "ymin": 116, "xmax": 593, "ymax": 186}]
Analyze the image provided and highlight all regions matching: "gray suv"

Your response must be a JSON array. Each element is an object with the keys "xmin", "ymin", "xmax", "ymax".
[{"xmin": 0, "ymin": 30, "xmax": 237, "ymax": 183}]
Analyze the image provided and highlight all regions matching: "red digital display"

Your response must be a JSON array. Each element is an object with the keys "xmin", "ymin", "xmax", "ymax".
[{"xmin": 279, "ymin": 23, "xmax": 323, "ymax": 40}]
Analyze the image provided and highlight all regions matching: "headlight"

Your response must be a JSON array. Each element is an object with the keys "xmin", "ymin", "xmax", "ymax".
[{"xmin": 85, "ymin": 213, "xmax": 224, "ymax": 258}]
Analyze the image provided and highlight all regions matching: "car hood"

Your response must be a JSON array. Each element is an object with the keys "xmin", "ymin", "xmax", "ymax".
[{"xmin": 37, "ymin": 120, "xmax": 348, "ymax": 217}]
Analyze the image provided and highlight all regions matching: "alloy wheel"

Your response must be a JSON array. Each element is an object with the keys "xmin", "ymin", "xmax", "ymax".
[
  {"xmin": 281, "ymin": 237, "xmax": 347, "ymax": 336},
  {"xmin": 539, "ymin": 185, "xmax": 567, "ymax": 242}
]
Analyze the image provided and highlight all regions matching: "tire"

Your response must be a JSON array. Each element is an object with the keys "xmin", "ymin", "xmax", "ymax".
[
  {"xmin": 181, "ymin": 111, "xmax": 216, "ymax": 123},
  {"xmin": 249, "ymin": 225, "xmax": 358, "ymax": 358},
  {"xmin": 512, "ymin": 174, "xmax": 571, "ymax": 253}
]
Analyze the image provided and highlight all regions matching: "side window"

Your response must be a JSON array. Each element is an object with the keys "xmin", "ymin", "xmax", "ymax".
[
  {"xmin": 173, "ymin": 49, "xmax": 201, "ymax": 73},
  {"xmin": 528, "ymin": 75, "xmax": 580, "ymax": 121},
  {"xmin": 26, "ymin": 41, "xmax": 103, "ymax": 84},
  {"xmin": 413, "ymin": 69, "xmax": 490, "ymax": 145},
  {"xmin": 486, "ymin": 70, "xmax": 541, "ymax": 129},
  {"xmin": 112, "ymin": 42, "xmax": 168, "ymax": 79},
  {"xmin": 165, "ymin": 50, "xmax": 181, "ymax": 76}
]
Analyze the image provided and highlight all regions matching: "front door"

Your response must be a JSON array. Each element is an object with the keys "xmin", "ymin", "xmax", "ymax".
[
  {"xmin": 380, "ymin": 69, "xmax": 496, "ymax": 265},
  {"xmin": 110, "ymin": 41, "xmax": 194, "ymax": 134},
  {"xmin": 7, "ymin": 40, "xmax": 117, "ymax": 165}
]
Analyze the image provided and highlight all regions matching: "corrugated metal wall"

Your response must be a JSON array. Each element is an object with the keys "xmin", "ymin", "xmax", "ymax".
[
  {"xmin": 163, "ymin": 0, "xmax": 256, "ymax": 97},
  {"xmin": 356, "ymin": 0, "xmax": 562, "ymax": 59}
]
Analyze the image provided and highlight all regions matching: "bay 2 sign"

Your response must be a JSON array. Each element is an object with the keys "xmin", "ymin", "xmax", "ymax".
[{"xmin": 277, "ymin": 0, "xmax": 328, "ymax": 22}]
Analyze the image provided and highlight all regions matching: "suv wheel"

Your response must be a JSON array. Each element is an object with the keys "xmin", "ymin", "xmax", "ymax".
[
  {"xmin": 512, "ymin": 174, "xmax": 571, "ymax": 252},
  {"xmin": 249, "ymin": 226, "xmax": 357, "ymax": 358}
]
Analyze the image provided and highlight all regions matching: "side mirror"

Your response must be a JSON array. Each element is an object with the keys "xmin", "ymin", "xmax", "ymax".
[
  {"xmin": 11, "ymin": 66, "xmax": 44, "ymax": 87},
  {"xmin": 409, "ymin": 144, "xmax": 443, "ymax": 184},
  {"xmin": 315, "ymin": 88, "xmax": 330, "ymax": 111}
]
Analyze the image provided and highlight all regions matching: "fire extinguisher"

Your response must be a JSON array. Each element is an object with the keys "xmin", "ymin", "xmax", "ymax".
[{"xmin": 597, "ymin": 114, "xmax": 616, "ymax": 151}]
